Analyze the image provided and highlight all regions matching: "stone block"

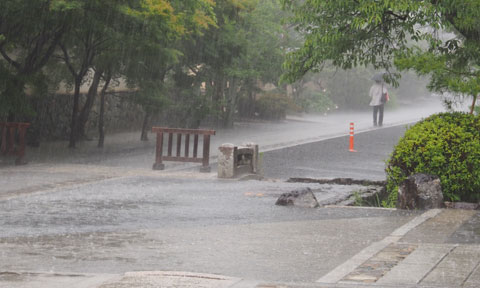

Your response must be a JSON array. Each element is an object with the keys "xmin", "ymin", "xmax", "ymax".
[
  {"xmin": 397, "ymin": 173, "xmax": 445, "ymax": 210},
  {"xmin": 217, "ymin": 143, "xmax": 259, "ymax": 178},
  {"xmin": 218, "ymin": 143, "xmax": 235, "ymax": 178},
  {"xmin": 275, "ymin": 187, "xmax": 319, "ymax": 208}
]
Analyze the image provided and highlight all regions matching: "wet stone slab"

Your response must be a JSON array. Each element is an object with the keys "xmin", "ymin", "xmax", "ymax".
[
  {"xmin": 465, "ymin": 262, "xmax": 480, "ymax": 288},
  {"xmin": 421, "ymin": 245, "xmax": 480, "ymax": 287},
  {"xmin": 448, "ymin": 212, "xmax": 480, "ymax": 244},
  {"xmin": 97, "ymin": 271, "xmax": 240, "ymax": 288},
  {"xmin": 341, "ymin": 243, "xmax": 417, "ymax": 283},
  {"xmin": 401, "ymin": 209, "xmax": 477, "ymax": 244},
  {"xmin": 377, "ymin": 243, "xmax": 455, "ymax": 285}
]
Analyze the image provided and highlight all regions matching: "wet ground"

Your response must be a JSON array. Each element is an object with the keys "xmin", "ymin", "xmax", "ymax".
[
  {"xmin": 1, "ymin": 101, "xmax": 480, "ymax": 287},
  {"xmin": 0, "ymin": 160, "xmax": 419, "ymax": 284},
  {"xmin": 263, "ymin": 125, "xmax": 407, "ymax": 181},
  {"xmin": 0, "ymin": 176, "xmax": 398, "ymax": 238}
]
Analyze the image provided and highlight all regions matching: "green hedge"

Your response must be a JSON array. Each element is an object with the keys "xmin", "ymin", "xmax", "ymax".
[{"xmin": 385, "ymin": 112, "xmax": 480, "ymax": 206}]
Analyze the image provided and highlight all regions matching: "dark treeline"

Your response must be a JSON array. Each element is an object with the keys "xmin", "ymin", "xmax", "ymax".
[{"xmin": 0, "ymin": 0, "xmax": 296, "ymax": 148}]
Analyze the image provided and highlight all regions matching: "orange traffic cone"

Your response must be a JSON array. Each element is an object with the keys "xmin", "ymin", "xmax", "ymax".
[{"xmin": 349, "ymin": 122, "xmax": 357, "ymax": 152}]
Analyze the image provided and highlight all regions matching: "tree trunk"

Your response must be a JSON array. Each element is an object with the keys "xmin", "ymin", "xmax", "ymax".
[
  {"xmin": 213, "ymin": 74, "xmax": 225, "ymax": 127},
  {"xmin": 68, "ymin": 77, "xmax": 82, "ymax": 148},
  {"xmin": 98, "ymin": 74, "xmax": 111, "ymax": 148},
  {"xmin": 78, "ymin": 69, "xmax": 103, "ymax": 140},
  {"xmin": 223, "ymin": 76, "xmax": 237, "ymax": 128},
  {"xmin": 140, "ymin": 110, "xmax": 150, "ymax": 141},
  {"xmin": 470, "ymin": 94, "xmax": 477, "ymax": 115},
  {"xmin": 247, "ymin": 81, "xmax": 255, "ymax": 118},
  {"xmin": 3, "ymin": 76, "xmax": 26, "ymax": 121}
]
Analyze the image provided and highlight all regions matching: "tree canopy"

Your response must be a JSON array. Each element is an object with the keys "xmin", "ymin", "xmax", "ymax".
[
  {"xmin": 280, "ymin": 0, "xmax": 480, "ymax": 112},
  {"xmin": 0, "ymin": 0, "xmax": 294, "ymax": 145}
]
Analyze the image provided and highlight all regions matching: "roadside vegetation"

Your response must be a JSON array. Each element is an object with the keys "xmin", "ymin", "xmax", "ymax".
[{"xmin": 384, "ymin": 113, "xmax": 480, "ymax": 207}]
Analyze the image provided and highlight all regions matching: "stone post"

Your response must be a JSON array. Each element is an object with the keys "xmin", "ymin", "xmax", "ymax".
[
  {"xmin": 218, "ymin": 143, "xmax": 235, "ymax": 178},
  {"xmin": 243, "ymin": 142, "xmax": 259, "ymax": 173}
]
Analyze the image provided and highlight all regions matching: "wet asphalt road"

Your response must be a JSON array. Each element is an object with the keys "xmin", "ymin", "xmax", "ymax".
[{"xmin": 263, "ymin": 125, "xmax": 407, "ymax": 181}]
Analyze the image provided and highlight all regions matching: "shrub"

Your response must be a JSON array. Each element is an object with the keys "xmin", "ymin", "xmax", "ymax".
[
  {"xmin": 256, "ymin": 92, "xmax": 291, "ymax": 120},
  {"xmin": 385, "ymin": 112, "xmax": 480, "ymax": 207}
]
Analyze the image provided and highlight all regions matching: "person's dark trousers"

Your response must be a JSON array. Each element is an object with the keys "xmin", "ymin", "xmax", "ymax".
[{"xmin": 373, "ymin": 104, "xmax": 384, "ymax": 126}]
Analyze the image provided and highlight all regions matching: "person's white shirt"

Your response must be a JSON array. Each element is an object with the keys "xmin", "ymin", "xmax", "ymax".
[{"xmin": 369, "ymin": 82, "xmax": 387, "ymax": 106}]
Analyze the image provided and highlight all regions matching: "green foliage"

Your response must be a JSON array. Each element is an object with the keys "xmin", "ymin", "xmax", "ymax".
[
  {"xmin": 134, "ymin": 81, "xmax": 169, "ymax": 112},
  {"xmin": 352, "ymin": 191, "xmax": 364, "ymax": 207},
  {"xmin": 170, "ymin": 88, "xmax": 212, "ymax": 128},
  {"xmin": 177, "ymin": 0, "xmax": 292, "ymax": 127},
  {"xmin": 0, "ymin": 0, "xmax": 295, "ymax": 139},
  {"xmin": 295, "ymin": 90, "xmax": 334, "ymax": 113},
  {"xmin": 49, "ymin": 0, "xmax": 82, "ymax": 11},
  {"xmin": 352, "ymin": 190, "xmax": 382, "ymax": 207},
  {"xmin": 319, "ymin": 67, "xmax": 373, "ymax": 110},
  {"xmin": 475, "ymin": 105, "xmax": 480, "ymax": 116},
  {"xmin": 256, "ymin": 92, "xmax": 291, "ymax": 120},
  {"xmin": 280, "ymin": 0, "xmax": 480, "ymax": 111},
  {"xmin": 0, "ymin": 0, "xmax": 73, "ymax": 118},
  {"xmin": 280, "ymin": 0, "xmax": 433, "ymax": 85},
  {"xmin": 236, "ymin": 0, "xmax": 288, "ymax": 84},
  {"xmin": 385, "ymin": 112, "xmax": 480, "ymax": 207}
]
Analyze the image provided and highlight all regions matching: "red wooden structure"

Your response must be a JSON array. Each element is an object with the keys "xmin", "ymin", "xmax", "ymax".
[
  {"xmin": 0, "ymin": 122, "xmax": 30, "ymax": 165},
  {"xmin": 151, "ymin": 127, "xmax": 216, "ymax": 172}
]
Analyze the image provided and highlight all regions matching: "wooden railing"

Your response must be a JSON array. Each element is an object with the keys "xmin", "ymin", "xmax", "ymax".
[
  {"xmin": 0, "ymin": 122, "xmax": 30, "ymax": 165},
  {"xmin": 151, "ymin": 127, "xmax": 216, "ymax": 172}
]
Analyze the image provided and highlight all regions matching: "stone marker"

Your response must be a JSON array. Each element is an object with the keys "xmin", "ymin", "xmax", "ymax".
[
  {"xmin": 242, "ymin": 142, "xmax": 259, "ymax": 174},
  {"xmin": 275, "ymin": 187, "xmax": 319, "ymax": 208},
  {"xmin": 397, "ymin": 173, "xmax": 445, "ymax": 210},
  {"xmin": 218, "ymin": 142, "xmax": 259, "ymax": 178},
  {"xmin": 218, "ymin": 143, "xmax": 235, "ymax": 178}
]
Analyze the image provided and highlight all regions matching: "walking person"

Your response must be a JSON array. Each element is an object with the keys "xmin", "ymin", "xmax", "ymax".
[{"xmin": 369, "ymin": 76, "xmax": 388, "ymax": 127}]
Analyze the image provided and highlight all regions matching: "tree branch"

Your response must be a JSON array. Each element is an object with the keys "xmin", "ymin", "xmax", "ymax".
[
  {"xmin": 0, "ymin": 44, "xmax": 21, "ymax": 70},
  {"xmin": 385, "ymin": 10, "xmax": 408, "ymax": 21},
  {"xmin": 30, "ymin": 25, "xmax": 67, "ymax": 74},
  {"xmin": 60, "ymin": 42, "xmax": 78, "ymax": 78}
]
